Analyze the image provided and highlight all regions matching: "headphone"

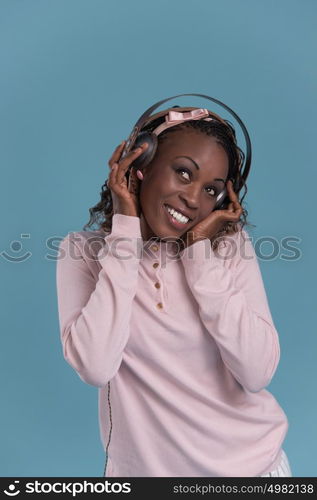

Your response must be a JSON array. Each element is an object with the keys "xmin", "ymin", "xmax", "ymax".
[{"xmin": 119, "ymin": 93, "xmax": 252, "ymax": 210}]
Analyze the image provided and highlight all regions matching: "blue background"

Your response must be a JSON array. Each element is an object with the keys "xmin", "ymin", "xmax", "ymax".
[{"xmin": 1, "ymin": 0, "xmax": 315, "ymax": 477}]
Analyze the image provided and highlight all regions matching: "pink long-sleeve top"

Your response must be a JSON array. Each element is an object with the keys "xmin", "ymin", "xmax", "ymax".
[{"xmin": 56, "ymin": 213, "xmax": 289, "ymax": 477}]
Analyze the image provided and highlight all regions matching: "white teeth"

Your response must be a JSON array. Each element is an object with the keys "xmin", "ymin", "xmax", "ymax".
[{"xmin": 166, "ymin": 206, "xmax": 189, "ymax": 224}]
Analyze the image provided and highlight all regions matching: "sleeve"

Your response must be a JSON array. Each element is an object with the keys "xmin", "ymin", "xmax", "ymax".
[
  {"xmin": 56, "ymin": 214, "xmax": 142, "ymax": 388},
  {"xmin": 179, "ymin": 229, "xmax": 280, "ymax": 393}
]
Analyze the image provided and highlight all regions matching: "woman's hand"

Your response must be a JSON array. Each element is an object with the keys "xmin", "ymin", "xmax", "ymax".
[
  {"xmin": 180, "ymin": 180, "xmax": 243, "ymax": 249},
  {"xmin": 107, "ymin": 140, "xmax": 148, "ymax": 217}
]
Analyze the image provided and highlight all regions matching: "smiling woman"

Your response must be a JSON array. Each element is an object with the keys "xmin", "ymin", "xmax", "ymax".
[
  {"xmin": 56, "ymin": 96, "xmax": 292, "ymax": 478},
  {"xmin": 135, "ymin": 125, "xmax": 243, "ymax": 245},
  {"xmin": 83, "ymin": 110, "xmax": 253, "ymax": 251}
]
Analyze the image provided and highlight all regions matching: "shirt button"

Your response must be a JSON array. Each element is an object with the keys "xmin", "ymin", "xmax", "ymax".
[
  {"xmin": 156, "ymin": 302, "xmax": 163, "ymax": 309},
  {"xmin": 151, "ymin": 244, "xmax": 159, "ymax": 252},
  {"xmin": 153, "ymin": 262, "xmax": 159, "ymax": 269},
  {"xmin": 154, "ymin": 282, "xmax": 161, "ymax": 289}
]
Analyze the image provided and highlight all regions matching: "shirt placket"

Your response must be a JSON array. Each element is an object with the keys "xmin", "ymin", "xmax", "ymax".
[{"xmin": 149, "ymin": 243, "xmax": 165, "ymax": 311}]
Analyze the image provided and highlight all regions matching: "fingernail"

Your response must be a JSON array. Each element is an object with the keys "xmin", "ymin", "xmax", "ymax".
[{"xmin": 136, "ymin": 170, "xmax": 144, "ymax": 180}]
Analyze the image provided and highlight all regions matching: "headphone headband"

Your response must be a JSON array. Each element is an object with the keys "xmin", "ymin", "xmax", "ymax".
[{"xmin": 122, "ymin": 93, "xmax": 252, "ymax": 186}]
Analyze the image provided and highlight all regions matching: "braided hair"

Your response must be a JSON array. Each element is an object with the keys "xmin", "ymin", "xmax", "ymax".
[{"xmin": 83, "ymin": 113, "xmax": 255, "ymax": 250}]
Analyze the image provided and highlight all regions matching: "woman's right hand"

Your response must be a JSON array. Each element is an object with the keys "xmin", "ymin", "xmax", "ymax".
[{"xmin": 107, "ymin": 140, "xmax": 148, "ymax": 218}]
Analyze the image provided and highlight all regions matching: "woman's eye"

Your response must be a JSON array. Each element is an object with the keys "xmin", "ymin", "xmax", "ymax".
[
  {"xmin": 176, "ymin": 168, "xmax": 217, "ymax": 197},
  {"xmin": 206, "ymin": 186, "xmax": 217, "ymax": 196},
  {"xmin": 176, "ymin": 168, "xmax": 191, "ymax": 181}
]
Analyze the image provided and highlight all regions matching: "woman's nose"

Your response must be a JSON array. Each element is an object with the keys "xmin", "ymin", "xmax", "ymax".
[{"xmin": 179, "ymin": 186, "xmax": 200, "ymax": 209}]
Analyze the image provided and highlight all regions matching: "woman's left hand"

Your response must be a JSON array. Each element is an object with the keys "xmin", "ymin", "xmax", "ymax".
[{"xmin": 180, "ymin": 180, "xmax": 243, "ymax": 249}]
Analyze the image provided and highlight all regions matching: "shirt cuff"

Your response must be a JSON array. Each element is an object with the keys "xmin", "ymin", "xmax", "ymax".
[
  {"xmin": 110, "ymin": 213, "xmax": 142, "ymax": 238},
  {"xmin": 179, "ymin": 238, "xmax": 215, "ymax": 263},
  {"xmin": 97, "ymin": 214, "xmax": 142, "ymax": 262}
]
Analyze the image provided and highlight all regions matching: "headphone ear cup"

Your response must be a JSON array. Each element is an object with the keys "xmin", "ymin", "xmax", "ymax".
[
  {"xmin": 131, "ymin": 131, "xmax": 158, "ymax": 169},
  {"xmin": 215, "ymin": 177, "xmax": 240, "ymax": 210}
]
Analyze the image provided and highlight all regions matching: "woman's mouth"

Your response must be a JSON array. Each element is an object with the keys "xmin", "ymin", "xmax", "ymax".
[{"xmin": 163, "ymin": 204, "xmax": 192, "ymax": 230}]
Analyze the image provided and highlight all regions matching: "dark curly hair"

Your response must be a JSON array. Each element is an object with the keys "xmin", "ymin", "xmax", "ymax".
[{"xmin": 83, "ymin": 113, "xmax": 256, "ymax": 250}]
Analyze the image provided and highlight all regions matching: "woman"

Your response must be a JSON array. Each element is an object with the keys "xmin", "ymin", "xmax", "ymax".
[{"xmin": 56, "ymin": 108, "xmax": 292, "ymax": 477}]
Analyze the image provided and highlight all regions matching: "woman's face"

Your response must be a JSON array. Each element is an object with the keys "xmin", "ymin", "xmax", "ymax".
[{"xmin": 139, "ymin": 129, "xmax": 229, "ymax": 241}]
